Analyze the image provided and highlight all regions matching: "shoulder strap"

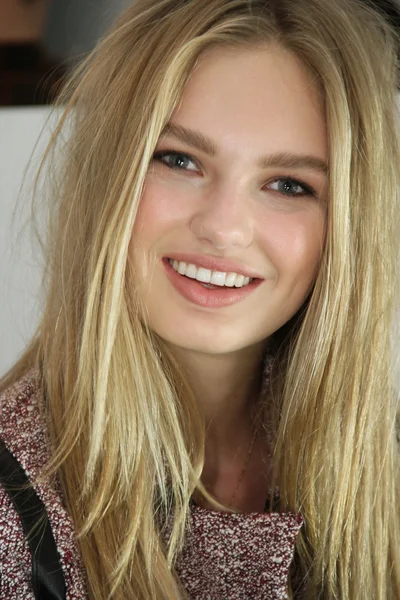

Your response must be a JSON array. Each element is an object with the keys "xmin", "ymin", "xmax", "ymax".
[{"xmin": 0, "ymin": 441, "xmax": 66, "ymax": 600}]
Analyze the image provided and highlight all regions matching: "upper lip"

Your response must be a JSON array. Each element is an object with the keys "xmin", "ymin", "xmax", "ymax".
[{"xmin": 164, "ymin": 253, "xmax": 264, "ymax": 279}]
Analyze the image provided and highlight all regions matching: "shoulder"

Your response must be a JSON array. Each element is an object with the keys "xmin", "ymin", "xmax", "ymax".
[
  {"xmin": 0, "ymin": 370, "xmax": 48, "ymax": 474},
  {"xmin": 0, "ymin": 372, "xmax": 88, "ymax": 599},
  {"xmin": 0, "ymin": 476, "xmax": 34, "ymax": 597}
]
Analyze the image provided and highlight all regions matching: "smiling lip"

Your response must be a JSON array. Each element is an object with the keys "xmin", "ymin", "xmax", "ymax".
[
  {"xmin": 164, "ymin": 253, "xmax": 264, "ymax": 279},
  {"xmin": 163, "ymin": 258, "xmax": 263, "ymax": 308}
]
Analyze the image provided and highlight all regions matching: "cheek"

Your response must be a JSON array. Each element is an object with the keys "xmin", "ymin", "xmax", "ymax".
[
  {"xmin": 131, "ymin": 181, "xmax": 191, "ymax": 282},
  {"xmin": 132, "ymin": 178, "xmax": 194, "ymax": 241},
  {"xmin": 257, "ymin": 207, "xmax": 326, "ymax": 283},
  {"xmin": 131, "ymin": 186, "xmax": 172, "ymax": 267},
  {"xmin": 133, "ymin": 186, "xmax": 171, "ymax": 237}
]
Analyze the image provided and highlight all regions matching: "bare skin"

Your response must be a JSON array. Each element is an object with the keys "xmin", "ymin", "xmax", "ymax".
[
  {"xmin": 174, "ymin": 341, "xmax": 271, "ymax": 512},
  {"xmin": 132, "ymin": 46, "xmax": 327, "ymax": 512}
]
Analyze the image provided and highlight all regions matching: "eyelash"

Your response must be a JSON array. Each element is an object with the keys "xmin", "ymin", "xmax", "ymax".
[
  {"xmin": 153, "ymin": 150, "xmax": 199, "ymax": 172},
  {"xmin": 152, "ymin": 150, "xmax": 317, "ymax": 197}
]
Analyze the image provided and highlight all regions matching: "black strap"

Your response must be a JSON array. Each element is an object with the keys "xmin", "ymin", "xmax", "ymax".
[{"xmin": 0, "ymin": 441, "xmax": 66, "ymax": 599}]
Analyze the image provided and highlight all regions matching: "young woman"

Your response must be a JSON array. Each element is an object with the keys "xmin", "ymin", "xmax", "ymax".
[{"xmin": 0, "ymin": 0, "xmax": 399, "ymax": 598}]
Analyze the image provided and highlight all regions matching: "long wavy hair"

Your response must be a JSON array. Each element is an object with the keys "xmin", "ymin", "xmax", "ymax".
[{"xmin": 2, "ymin": 0, "xmax": 400, "ymax": 598}]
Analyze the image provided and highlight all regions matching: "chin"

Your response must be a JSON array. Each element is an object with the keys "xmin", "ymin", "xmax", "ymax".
[{"xmin": 156, "ymin": 325, "xmax": 264, "ymax": 356}]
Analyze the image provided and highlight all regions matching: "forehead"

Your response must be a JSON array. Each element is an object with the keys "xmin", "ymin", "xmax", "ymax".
[{"xmin": 171, "ymin": 45, "xmax": 327, "ymax": 162}]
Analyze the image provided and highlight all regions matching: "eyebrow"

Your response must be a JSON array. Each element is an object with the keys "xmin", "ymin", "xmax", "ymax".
[{"xmin": 160, "ymin": 122, "xmax": 328, "ymax": 175}]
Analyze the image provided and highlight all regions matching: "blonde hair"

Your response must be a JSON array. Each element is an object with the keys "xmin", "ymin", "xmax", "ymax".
[{"xmin": 2, "ymin": 0, "xmax": 400, "ymax": 598}]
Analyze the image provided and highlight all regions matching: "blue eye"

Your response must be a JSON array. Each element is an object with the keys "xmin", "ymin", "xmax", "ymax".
[
  {"xmin": 152, "ymin": 151, "xmax": 198, "ymax": 172},
  {"xmin": 268, "ymin": 178, "xmax": 315, "ymax": 197}
]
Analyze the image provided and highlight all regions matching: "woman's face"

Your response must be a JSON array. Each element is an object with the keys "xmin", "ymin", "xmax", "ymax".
[{"xmin": 131, "ymin": 45, "xmax": 328, "ymax": 356}]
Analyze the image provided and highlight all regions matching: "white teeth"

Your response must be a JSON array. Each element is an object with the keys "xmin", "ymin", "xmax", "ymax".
[
  {"xmin": 178, "ymin": 261, "xmax": 187, "ymax": 275},
  {"xmin": 224, "ymin": 273, "xmax": 237, "ymax": 287},
  {"xmin": 234, "ymin": 274, "xmax": 245, "ymax": 287},
  {"xmin": 168, "ymin": 259, "xmax": 253, "ymax": 288},
  {"xmin": 196, "ymin": 267, "xmax": 211, "ymax": 283},
  {"xmin": 185, "ymin": 263, "xmax": 197, "ymax": 279},
  {"xmin": 210, "ymin": 271, "xmax": 226, "ymax": 286}
]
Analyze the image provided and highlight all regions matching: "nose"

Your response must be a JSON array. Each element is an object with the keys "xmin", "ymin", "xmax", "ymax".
[{"xmin": 189, "ymin": 184, "xmax": 254, "ymax": 250}]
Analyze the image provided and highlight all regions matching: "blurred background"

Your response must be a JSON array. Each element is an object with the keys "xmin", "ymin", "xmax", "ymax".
[
  {"xmin": 1, "ymin": 0, "xmax": 400, "ymax": 107},
  {"xmin": 0, "ymin": 0, "xmax": 129, "ymax": 106},
  {"xmin": 0, "ymin": 0, "xmax": 130, "ymax": 374}
]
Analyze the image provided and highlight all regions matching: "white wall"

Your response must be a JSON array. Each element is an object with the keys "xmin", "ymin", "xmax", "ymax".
[{"xmin": 0, "ymin": 107, "xmax": 52, "ymax": 376}]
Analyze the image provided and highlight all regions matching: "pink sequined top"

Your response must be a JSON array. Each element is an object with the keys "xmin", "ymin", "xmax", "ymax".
[{"xmin": 0, "ymin": 372, "xmax": 303, "ymax": 599}]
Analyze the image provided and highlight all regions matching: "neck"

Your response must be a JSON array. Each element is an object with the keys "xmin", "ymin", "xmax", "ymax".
[
  {"xmin": 168, "ymin": 341, "xmax": 271, "ymax": 511},
  {"xmin": 170, "ymin": 341, "xmax": 268, "ymax": 453}
]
